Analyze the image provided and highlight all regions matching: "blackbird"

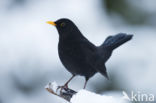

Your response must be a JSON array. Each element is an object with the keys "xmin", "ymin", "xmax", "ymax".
[{"xmin": 47, "ymin": 18, "xmax": 133, "ymax": 89}]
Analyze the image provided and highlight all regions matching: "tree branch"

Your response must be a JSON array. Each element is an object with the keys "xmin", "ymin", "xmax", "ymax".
[
  {"xmin": 45, "ymin": 82, "xmax": 130, "ymax": 103},
  {"xmin": 45, "ymin": 82, "xmax": 77, "ymax": 102}
]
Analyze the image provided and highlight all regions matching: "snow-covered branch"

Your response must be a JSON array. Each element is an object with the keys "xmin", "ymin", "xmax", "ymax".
[
  {"xmin": 45, "ymin": 82, "xmax": 130, "ymax": 103},
  {"xmin": 45, "ymin": 82, "xmax": 77, "ymax": 101}
]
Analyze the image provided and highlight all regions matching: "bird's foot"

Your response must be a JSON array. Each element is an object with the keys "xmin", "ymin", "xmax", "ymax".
[{"xmin": 56, "ymin": 85, "xmax": 68, "ymax": 94}]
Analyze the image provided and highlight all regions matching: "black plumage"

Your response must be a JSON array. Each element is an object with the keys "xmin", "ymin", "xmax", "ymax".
[{"xmin": 47, "ymin": 18, "xmax": 133, "ymax": 89}]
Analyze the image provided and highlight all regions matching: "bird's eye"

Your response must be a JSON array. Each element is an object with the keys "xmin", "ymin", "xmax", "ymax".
[{"xmin": 60, "ymin": 22, "xmax": 66, "ymax": 27}]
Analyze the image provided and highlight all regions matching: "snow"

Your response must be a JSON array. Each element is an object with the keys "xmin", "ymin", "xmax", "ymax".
[
  {"xmin": 45, "ymin": 82, "xmax": 58, "ymax": 92},
  {"xmin": 45, "ymin": 81, "xmax": 60, "ymax": 94},
  {"xmin": 71, "ymin": 90, "xmax": 130, "ymax": 103},
  {"xmin": 45, "ymin": 82, "xmax": 130, "ymax": 103}
]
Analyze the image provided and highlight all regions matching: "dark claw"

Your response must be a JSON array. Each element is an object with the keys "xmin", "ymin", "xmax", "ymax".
[{"xmin": 56, "ymin": 85, "xmax": 68, "ymax": 93}]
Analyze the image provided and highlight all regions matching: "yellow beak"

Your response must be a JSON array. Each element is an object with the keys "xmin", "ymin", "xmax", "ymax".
[{"xmin": 46, "ymin": 21, "xmax": 56, "ymax": 26}]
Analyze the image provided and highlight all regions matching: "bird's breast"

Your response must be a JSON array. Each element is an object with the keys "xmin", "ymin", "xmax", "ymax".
[{"xmin": 58, "ymin": 41, "xmax": 83, "ymax": 61}]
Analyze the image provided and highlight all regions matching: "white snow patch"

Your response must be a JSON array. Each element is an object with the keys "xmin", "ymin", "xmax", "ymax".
[
  {"xmin": 45, "ymin": 81, "xmax": 58, "ymax": 93},
  {"xmin": 71, "ymin": 90, "xmax": 130, "ymax": 103}
]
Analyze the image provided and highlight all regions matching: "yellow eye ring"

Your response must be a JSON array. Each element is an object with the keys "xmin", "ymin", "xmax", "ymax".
[{"xmin": 60, "ymin": 22, "xmax": 66, "ymax": 27}]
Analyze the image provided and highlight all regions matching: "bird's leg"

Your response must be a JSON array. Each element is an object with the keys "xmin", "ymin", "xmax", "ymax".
[
  {"xmin": 57, "ymin": 75, "xmax": 75, "ymax": 92},
  {"xmin": 83, "ymin": 78, "xmax": 89, "ymax": 89},
  {"xmin": 64, "ymin": 75, "xmax": 75, "ymax": 88}
]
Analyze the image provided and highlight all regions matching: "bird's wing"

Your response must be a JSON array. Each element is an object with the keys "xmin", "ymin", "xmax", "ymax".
[
  {"xmin": 79, "ymin": 38, "xmax": 97, "ymax": 61},
  {"xmin": 96, "ymin": 64, "xmax": 109, "ymax": 79},
  {"xmin": 80, "ymin": 39, "xmax": 109, "ymax": 79}
]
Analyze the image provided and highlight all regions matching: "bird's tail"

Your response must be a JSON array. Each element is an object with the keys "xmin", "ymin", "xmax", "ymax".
[
  {"xmin": 97, "ymin": 33, "xmax": 133, "ymax": 79},
  {"xmin": 101, "ymin": 33, "xmax": 133, "ymax": 51}
]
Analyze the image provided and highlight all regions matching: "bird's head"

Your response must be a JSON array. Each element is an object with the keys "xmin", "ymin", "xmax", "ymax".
[{"xmin": 47, "ymin": 18, "xmax": 79, "ymax": 36}]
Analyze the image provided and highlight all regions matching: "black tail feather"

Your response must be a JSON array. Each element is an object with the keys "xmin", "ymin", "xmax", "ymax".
[
  {"xmin": 101, "ymin": 33, "xmax": 133, "ymax": 50},
  {"xmin": 97, "ymin": 33, "xmax": 133, "ymax": 79}
]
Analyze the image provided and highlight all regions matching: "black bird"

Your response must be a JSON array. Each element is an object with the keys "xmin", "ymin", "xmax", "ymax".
[{"xmin": 47, "ymin": 18, "xmax": 133, "ymax": 89}]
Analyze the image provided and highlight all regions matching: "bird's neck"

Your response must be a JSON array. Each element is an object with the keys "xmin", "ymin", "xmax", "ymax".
[{"xmin": 59, "ymin": 29, "xmax": 85, "ymax": 42}]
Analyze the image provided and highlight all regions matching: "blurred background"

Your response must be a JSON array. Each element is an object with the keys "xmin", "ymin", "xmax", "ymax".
[{"xmin": 0, "ymin": 0, "xmax": 156, "ymax": 103}]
